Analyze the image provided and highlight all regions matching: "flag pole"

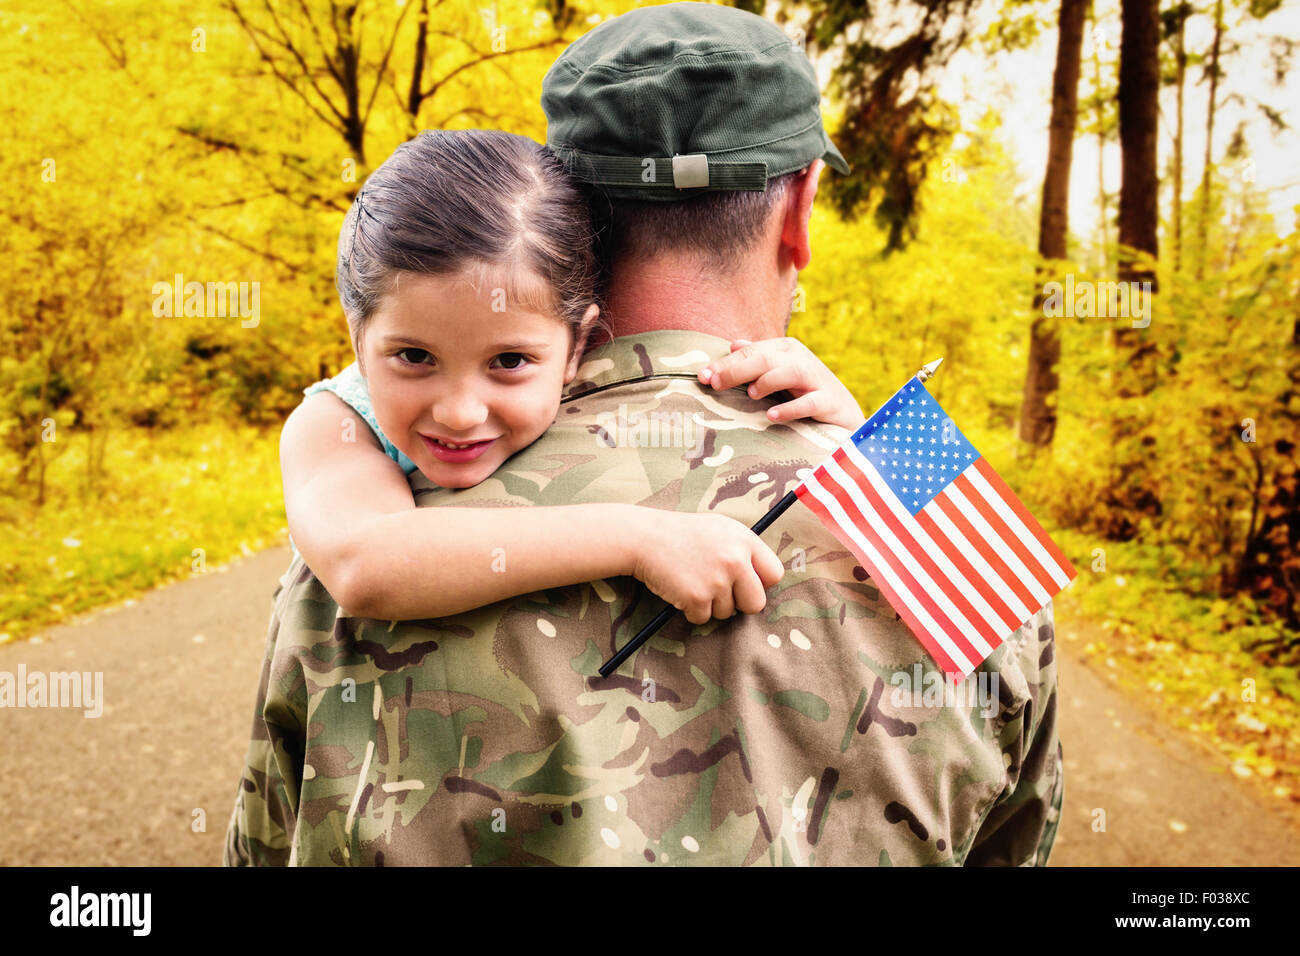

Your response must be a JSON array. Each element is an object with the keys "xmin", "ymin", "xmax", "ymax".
[
  {"xmin": 596, "ymin": 359, "xmax": 945, "ymax": 678},
  {"xmin": 598, "ymin": 491, "xmax": 798, "ymax": 677}
]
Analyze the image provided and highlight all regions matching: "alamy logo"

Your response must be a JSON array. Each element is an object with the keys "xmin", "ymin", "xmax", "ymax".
[
  {"xmin": 49, "ymin": 886, "xmax": 151, "ymax": 936},
  {"xmin": 889, "ymin": 664, "xmax": 1001, "ymax": 718},
  {"xmin": 1041, "ymin": 274, "xmax": 1152, "ymax": 327},
  {"xmin": 0, "ymin": 666, "xmax": 102, "ymax": 718},
  {"xmin": 594, "ymin": 404, "xmax": 707, "ymax": 458},
  {"xmin": 152, "ymin": 273, "xmax": 260, "ymax": 328}
]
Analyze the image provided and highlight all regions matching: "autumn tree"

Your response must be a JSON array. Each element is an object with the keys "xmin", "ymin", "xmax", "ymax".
[{"xmin": 1019, "ymin": 0, "xmax": 1089, "ymax": 452}]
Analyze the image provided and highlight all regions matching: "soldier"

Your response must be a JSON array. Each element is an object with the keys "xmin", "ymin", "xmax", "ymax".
[{"xmin": 225, "ymin": 1, "xmax": 1063, "ymax": 866}]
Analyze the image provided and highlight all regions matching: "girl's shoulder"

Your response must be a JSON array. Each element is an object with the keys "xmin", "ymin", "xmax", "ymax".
[{"xmin": 302, "ymin": 362, "xmax": 419, "ymax": 475}]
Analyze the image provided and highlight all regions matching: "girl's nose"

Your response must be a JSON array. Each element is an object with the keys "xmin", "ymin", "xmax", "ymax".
[{"xmin": 432, "ymin": 388, "xmax": 489, "ymax": 432}]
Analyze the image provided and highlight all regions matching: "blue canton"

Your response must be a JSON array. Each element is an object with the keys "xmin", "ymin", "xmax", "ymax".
[{"xmin": 848, "ymin": 376, "xmax": 980, "ymax": 516}]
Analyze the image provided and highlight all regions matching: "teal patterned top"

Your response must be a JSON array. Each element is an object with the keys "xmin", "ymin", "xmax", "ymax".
[
  {"xmin": 290, "ymin": 361, "xmax": 419, "ymax": 562},
  {"xmin": 302, "ymin": 362, "xmax": 419, "ymax": 475}
]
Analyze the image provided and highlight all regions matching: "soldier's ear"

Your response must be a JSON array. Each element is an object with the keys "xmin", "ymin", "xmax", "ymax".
[
  {"xmin": 780, "ymin": 160, "xmax": 823, "ymax": 271},
  {"xmin": 564, "ymin": 304, "xmax": 600, "ymax": 384}
]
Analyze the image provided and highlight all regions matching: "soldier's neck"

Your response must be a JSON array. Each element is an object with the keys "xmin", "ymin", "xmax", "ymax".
[{"xmin": 603, "ymin": 253, "xmax": 791, "ymax": 343}]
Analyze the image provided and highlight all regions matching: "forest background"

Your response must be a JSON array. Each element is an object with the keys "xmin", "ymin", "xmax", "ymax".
[{"xmin": 2, "ymin": 0, "xmax": 1297, "ymax": 805}]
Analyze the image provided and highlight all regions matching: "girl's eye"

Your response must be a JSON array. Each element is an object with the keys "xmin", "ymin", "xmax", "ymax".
[
  {"xmin": 395, "ymin": 348, "xmax": 431, "ymax": 366},
  {"xmin": 494, "ymin": 353, "xmax": 531, "ymax": 371}
]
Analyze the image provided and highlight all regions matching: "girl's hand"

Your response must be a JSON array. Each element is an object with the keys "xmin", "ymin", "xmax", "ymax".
[
  {"xmin": 630, "ymin": 511, "xmax": 785, "ymax": 625},
  {"xmin": 698, "ymin": 337, "xmax": 866, "ymax": 431}
]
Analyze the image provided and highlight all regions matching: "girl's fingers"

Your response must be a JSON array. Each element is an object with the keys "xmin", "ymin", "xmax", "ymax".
[
  {"xmin": 709, "ymin": 590, "xmax": 736, "ymax": 621},
  {"xmin": 732, "ymin": 569, "xmax": 768, "ymax": 617},
  {"xmin": 752, "ymin": 543, "xmax": 785, "ymax": 590},
  {"xmin": 684, "ymin": 600, "xmax": 711, "ymax": 625},
  {"xmin": 746, "ymin": 365, "xmax": 812, "ymax": 401},
  {"xmin": 701, "ymin": 346, "xmax": 775, "ymax": 391},
  {"xmin": 764, "ymin": 391, "xmax": 824, "ymax": 423}
]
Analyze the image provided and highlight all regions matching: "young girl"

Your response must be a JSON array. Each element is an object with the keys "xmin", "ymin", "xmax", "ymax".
[{"xmin": 282, "ymin": 129, "xmax": 865, "ymax": 628}]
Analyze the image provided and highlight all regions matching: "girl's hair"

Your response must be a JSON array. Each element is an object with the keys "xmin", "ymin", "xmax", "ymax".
[{"xmin": 337, "ymin": 129, "xmax": 608, "ymax": 365}]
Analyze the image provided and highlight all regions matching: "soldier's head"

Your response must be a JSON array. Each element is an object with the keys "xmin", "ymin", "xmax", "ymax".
[{"xmin": 541, "ymin": 2, "xmax": 849, "ymax": 328}]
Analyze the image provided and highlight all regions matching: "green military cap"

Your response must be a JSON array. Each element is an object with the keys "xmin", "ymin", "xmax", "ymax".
[{"xmin": 542, "ymin": 1, "xmax": 850, "ymax": 200}]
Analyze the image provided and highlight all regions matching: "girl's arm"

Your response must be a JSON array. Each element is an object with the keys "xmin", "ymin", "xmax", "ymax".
[
  {"xmin": 698, "ymin": 337, "xmax": 867, "ymax": 430},
  {"xmin": 282, "ymin": 390, "xmax": 782, "ymax": 622}
]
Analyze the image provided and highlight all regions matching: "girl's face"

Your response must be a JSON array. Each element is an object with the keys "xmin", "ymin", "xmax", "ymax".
[{"xmin": 359, "ymin": 268, "xmax": 591, "ymax": 489}]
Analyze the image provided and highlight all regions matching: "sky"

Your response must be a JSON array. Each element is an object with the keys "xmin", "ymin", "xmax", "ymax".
[
  {"xmin": 801, "ymin": 0, "xmax": 1300, "ymax": 242},
  {"xmin": 963, "ymin": 0, "xmax": 1300, "ymax": 240}
]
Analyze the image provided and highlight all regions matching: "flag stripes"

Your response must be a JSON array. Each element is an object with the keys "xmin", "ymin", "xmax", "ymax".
[
  {"xmin": 839, "ymin": 443, "xmax": 1013, "ymax": 641},
  {"xmin": 796, "ymin": 427, "xmax": 1076, "ymax": 678},
  {"xmin": 796, "ymin": 472, "xmax": 974, "ymax": 675},
  {"xmin": 821, "ymin": 454, "xmax": 991, "ymax": 664}
]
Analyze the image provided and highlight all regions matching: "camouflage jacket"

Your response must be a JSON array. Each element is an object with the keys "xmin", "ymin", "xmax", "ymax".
[{"xmin": 224, "ymin": 330, "xmax": 1063, "ymax": 866}]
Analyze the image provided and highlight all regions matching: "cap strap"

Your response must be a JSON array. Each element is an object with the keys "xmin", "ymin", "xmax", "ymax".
[{"xmin": 552, "ymin": 146, "xmax": 768, "ymax": 192}]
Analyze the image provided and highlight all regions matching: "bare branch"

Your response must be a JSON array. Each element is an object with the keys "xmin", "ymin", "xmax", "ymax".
[
  {"xmin": 363, "ymin": 0, "xmax": 416, "ymax": 125},
  {"xmin": 60, "ymin": 0, "xmax": 129, "ymax": 73},
  {"xmin": 294, "ymin": 0, "xmax": 345, "ymax": 88},
  {"xmin": 196, "ymin": 222, "xmax": 299, "ymax": 271},
  {"xmin": 419, "ymin": 38, "xmax": 562, "ymax": 103},
  {"xmin": 428, "ymin": 105, "xmax": 509, "ymax": 129},
  {"xmin": 223, "ymin": 0, "xmax": 345, "ymax": 136},
  {"xmin": 259, "ymin": 0, "xmax": 350, "ymax": 128}
]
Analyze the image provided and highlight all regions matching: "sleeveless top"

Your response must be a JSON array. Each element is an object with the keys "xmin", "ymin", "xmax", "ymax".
[
  {"xmin": 289, "ymin": 362, "xmax": 420, "ymax": 560},
  {"xmin": 302, "ymin": 362, "xmax": 419, "ymax": 474}
]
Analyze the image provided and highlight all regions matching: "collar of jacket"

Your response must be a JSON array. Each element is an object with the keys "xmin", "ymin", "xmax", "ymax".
[{"xmin": 562, "ymin": 330, "xmax": 736, "ymax": 402}]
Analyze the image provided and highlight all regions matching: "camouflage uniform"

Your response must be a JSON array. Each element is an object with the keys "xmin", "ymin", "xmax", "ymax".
[{"xmin": 224, "ymin": 330, "xmax": 1063, "ymax": 866}]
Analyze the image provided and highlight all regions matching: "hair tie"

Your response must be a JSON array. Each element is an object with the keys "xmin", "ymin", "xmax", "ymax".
[{"xmin": 347, "ymin": 189, "xmax": 370, "ymax": 261}]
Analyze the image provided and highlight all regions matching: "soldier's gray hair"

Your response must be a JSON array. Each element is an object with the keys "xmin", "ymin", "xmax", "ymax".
[{"xmin": 587, "ymin": 170, "xmax": 803, "ymax": 275}]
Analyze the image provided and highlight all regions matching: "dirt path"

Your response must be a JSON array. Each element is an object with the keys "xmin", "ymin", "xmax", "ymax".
[{"xmin": 2, "ymin": 545, "xmax": 1297, "ymax": 865}]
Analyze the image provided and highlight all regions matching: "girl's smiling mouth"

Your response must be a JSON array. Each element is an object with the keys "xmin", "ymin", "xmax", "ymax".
[{"xmin": 421, "ymin": 434, "xmax": 496, "ymax": 463}]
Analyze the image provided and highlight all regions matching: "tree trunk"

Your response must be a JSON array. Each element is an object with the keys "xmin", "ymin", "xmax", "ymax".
[
  {"xmin": 1197, "ymin": 0, "xmax": 1224, "ymax": 279},
  {"xmin": 1097, "ymin": 106, "xmax": 1108, "ymax": 274},
  {"xmin": 1103, "ymin": 0, "xmax": 1163, "ymax": 539},
  {"xmin": 1020, "ymin": 0, "xmax": 1088, "ymax": 451},
  {"xmin": 1091, "ymin": 8, "xmax": 1108, "ymax": 275},
  {"xmin": 1116, "ymin": 0, "xmax": 1159, "ymax": 289},
  {"xmin": 1172, "ymin": 5, "xmax": 1188, "ymax": 272},
  {"xmin": 406, "ymin": 0, "xmax": 430, "ymax": 134}
]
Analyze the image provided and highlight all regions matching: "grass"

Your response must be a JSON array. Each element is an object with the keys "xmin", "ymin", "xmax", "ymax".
[{"xmin": 0, "ymin": 421, "xmax": 286, "ymax": 643}]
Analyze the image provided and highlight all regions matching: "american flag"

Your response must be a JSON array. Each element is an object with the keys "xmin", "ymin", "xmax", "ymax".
[{"xmin": 794, "ymin": 374, "xmax": 1077, "ymax": 678}]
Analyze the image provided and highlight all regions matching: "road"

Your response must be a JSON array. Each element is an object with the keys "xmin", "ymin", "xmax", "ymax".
[{"xmin": 2, "ymin": 545, "xmax": 1297, "ymax": 865}]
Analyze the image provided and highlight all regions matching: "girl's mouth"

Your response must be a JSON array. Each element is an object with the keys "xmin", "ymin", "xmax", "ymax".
[{"xmin": 422, "ymin": 435, "xmax": 495, "ymax": 464}]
